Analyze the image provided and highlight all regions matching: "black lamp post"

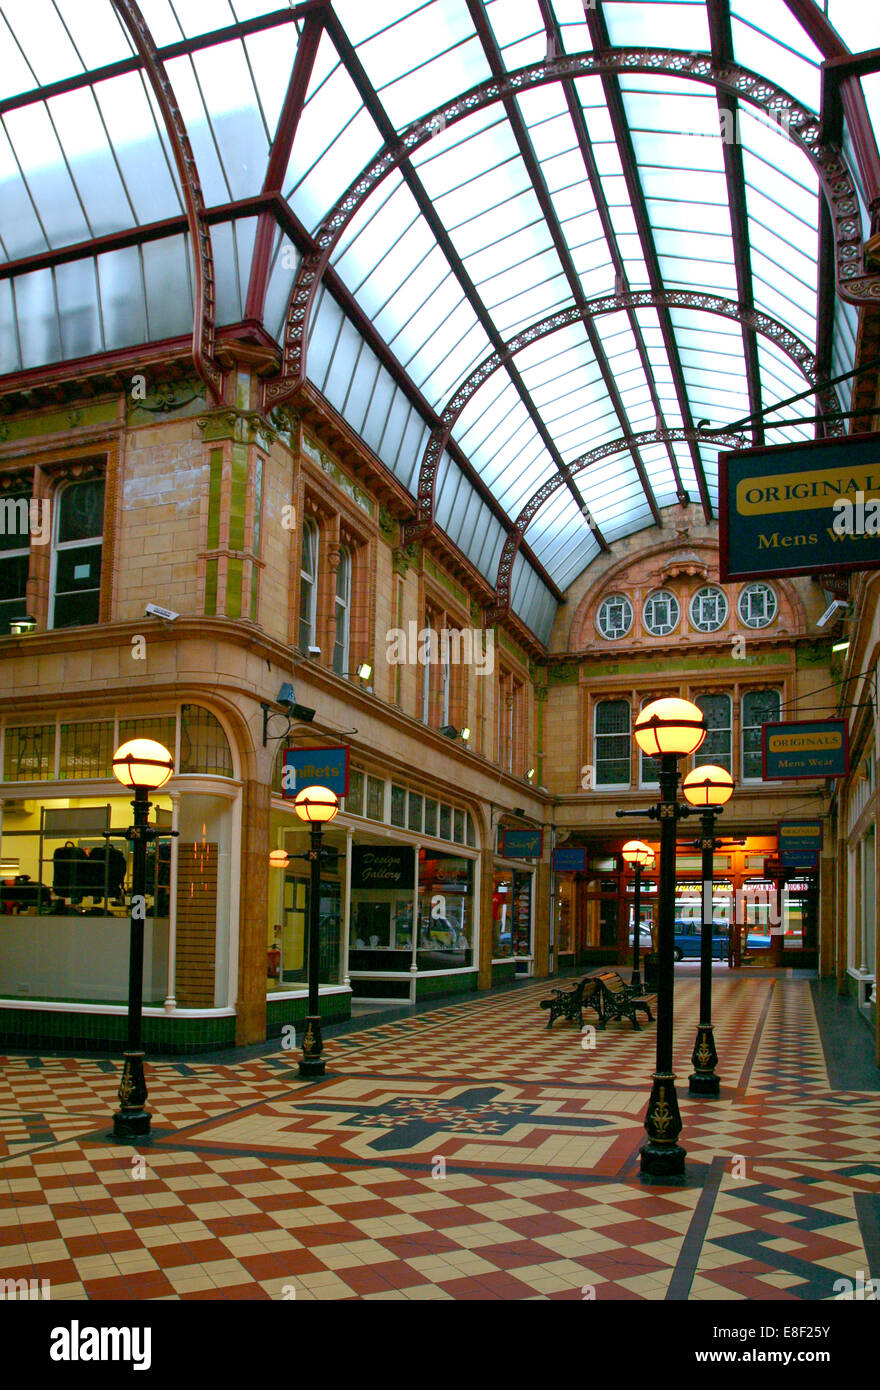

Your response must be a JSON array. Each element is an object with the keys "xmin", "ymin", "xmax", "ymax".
[
  {"xmin": 622, "ymin": 840, "xmax": 653, "ymax": 993},
  {"xmin": 293, "ymin": 784, "xmax": 339, "ymax": 1078},
  {"xmin": 682, "ymin": 765, "xmax": 735, "ymax": 1098},
  {"xmin": 110, "ymin": 738, "xmax": 174, "ymax": 1141},
  {"xmin": 618, "ymin": 697, "xmax": 707, "ymax": 1183}
]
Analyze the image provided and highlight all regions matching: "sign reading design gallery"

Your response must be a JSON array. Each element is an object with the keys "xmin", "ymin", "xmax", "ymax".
[
  {"xmin": 718, "ymin": 432, "xmax": 880, "ymax": 580},
  {"xmin": 351, "ymin": 845, "xmax": 415, "ymax": 890},
  {"xmin": 762, "ymin": 721, "xmax": 848, "ymax": 779}
]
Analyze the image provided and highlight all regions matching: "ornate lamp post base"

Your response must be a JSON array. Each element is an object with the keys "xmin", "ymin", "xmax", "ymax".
[
  {"xmin": 639, "ymin": 1071, "xmax": 686, "ymax": 1181},
  {"xmin": 689, "ymin": 1023, "xmax": 720, "ymax": 1096},
  {"xmin": 113, "ymin": 1051, "xmax": 151, "ymax": 1140},
  {"xmin": 298, "ymin": 1015, "xmax": 326, "ymax": 1079}
]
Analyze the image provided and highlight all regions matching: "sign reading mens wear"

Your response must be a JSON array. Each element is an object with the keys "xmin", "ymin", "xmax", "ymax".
[
  {"xmin": 718, "ymin": 431, "xmax": 880, "ymax": 580},
  {"xmin": 778, "ymin": 819, "xmax": 822, "ymax": 869},
  {"xmin": 762, "ymin": 721, "xmax": 848, "ymax": 780}
]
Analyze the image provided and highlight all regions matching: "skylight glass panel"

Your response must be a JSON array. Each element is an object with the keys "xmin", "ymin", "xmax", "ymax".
[
  {"xmin": 831, "ymin": 295, "xmax": 857, "ymax": 410},
  {"xmin": 141, "ymin": 234, "xmax": 192, "ymax": 339},
  {"xmin": 55, "ymin": 257, "xmax": 101, "ymax": 358},
  {"xmin": 92, "ymin": 73, "xmax": 184, "ymax": 225},
  {"xmin": 602, "ymin": 0, "xmax": 710, "ymax": 50},
  {"xmin": 484, "ymin": 0, "xmax": 547, "ymax": 68},
  {"xmin": 52, "ymin": 0, "xmax": 133, "ymax": 70},
  {"xmin": 360, "ymin": 5, "xmax": 491, "ymax": 131},
  {"xmin": 730, "ymin": 1, "xmax": 823, "ymax": 112},
  {"xmin": 547, "ymin": 0, "xmax": 592, "ymax": 55},
  {"xmin": 243, "ymin": 24, "xmax": 300, "ymax": 140},
  {"xmin": 284, "ymin": 35, "xmax": 384, "ymax": 232},
  {"xmin": 137, "ymin": 0, "xmax": 235, "ymax": 44},
  {"xmin": 97, "ymin": 244, "xmax": 146, "ymax": 349},
  {"xmin": 2, "ymin": 103, "xmax": 95, "ymax": 247},
  {"xmin": 45, "ymin": 88, "xmax": 136, "ymax": 237},
  {"xmin": 416, "ymin": 316, "xmax": 492, "ymax": 410},
  {"xmin": 1, "ymin": 0, "xmax": 91, "ymax": 91},
  {"xmin": 13, "ymin": 266, "xmax": 61, "ymax": 367}
]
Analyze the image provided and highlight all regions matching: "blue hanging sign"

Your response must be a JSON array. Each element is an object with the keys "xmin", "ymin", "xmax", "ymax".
[
  {"xmin": 282, "ymin": 745, "xmax": 349, "ymax": 798},
  {"xmin": 500, "ymin": 828, "xmax": 544, "ymax": 859},
  {"xmin": 552, "ymin": 847, "xmax": 587, "ymax": 872}
]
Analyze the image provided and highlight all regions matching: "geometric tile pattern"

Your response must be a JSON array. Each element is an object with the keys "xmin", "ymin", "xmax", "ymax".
[{"xmin": 1, "ymin": 975, "xmax": 878, "ymax": 1299}]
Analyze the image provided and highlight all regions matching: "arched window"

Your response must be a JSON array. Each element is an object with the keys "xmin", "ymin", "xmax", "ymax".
[
  {"xmin": 742, "ymin": 689, "xmax": 782, "ymax": 780},
  {"xmin": 298, "ymin": 520, "xmax": 319, "ymax": 654},
  {"xmin": 50, "ymin": 478, "xmax": 105, "ymax": 629},
  {"xmin": 694, "ymin": 693, "xmax": 732, "ymax": 771},
  {"xmin": 179, "ymin": 705, "xmax": 233, "ymax": 777},
  {"xmin": 332, "ymin": 548, "xmax": 351, "ymax": 676},
  {"xmin": 594, "ymin": 699, "xmax": 631, "ymax": 787}
]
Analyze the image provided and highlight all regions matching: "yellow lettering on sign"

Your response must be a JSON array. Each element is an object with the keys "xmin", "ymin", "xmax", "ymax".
[
  {"xmin": 737, "ymin": 463, "xmax": 880, "ymax": 516},
  {"xmin": 768, "ymin": 732, "xmax": 842, "ymax": 753}
]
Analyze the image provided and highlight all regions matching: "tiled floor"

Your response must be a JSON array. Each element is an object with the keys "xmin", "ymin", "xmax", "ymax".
[{"xmin": 1, "ymin": 974, "xmax": 878, "ymax": 1300}]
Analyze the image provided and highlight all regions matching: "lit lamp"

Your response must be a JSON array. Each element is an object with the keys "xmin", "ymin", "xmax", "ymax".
[
  {"xmin": 625, "ymin": 696, "xmax": 706, "ymax": 1182},
  {"xmin": 682, "ymin": 764, "xmax": 734, "ymax": 1098},
  {"xmin": 622, "ymin": 840, "xmax": 654, "ymax": 994},
  {"xmin": 293, "ymin": 784, "xmax": 339, "ymax": 1077},
  {"xmin": 9, "ymin": 615, "xmax": 36, "ymax": 636},
  {"xmin": 268, "ymin": 848, "xmax": 290, "ymax": 870},
  {"xmin": 110, "ymin": 738, "xmax": 174, "ymax": 1140}
]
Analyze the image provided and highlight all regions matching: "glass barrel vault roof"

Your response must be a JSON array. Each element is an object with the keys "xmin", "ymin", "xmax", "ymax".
[{"xmin": 0, "ymin": 0, "xmax": 876, "ymax": 645}]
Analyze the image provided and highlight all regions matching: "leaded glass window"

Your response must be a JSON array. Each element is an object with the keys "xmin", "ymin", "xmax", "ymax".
[
  {"xmin": 594, "ymin": 699, "xmax": 631, "ymax": 787},
  {"xmin": 694, "ymin": 694, "xmax": 732, "ymax": 772},
  {"xmin": 643, "ymin": 590, "xmax": 680, "ymax": 637},
  {"xmin": 690, "ymin": 586, "xmax": 728, "ymax": 633},
  {"xmin": 738, "ymin": 583, "xmax": 777, "ymax": 629},
  {"xmin": 742, "ymin": 689, "xmax": 782, "ymax": 780},
  {"xmin": 597, "ymin": 594, "xmax": 633, "ymax": 640}
]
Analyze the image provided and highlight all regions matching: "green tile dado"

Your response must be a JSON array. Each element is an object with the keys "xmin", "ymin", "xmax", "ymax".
[
  {"xmin": 266, "ymin": 993, "xmax": 351, "ymax": 1037},
  {"xmin": 0, "ymin": 1009, "xmax": 235, "ymax": 1055},
  {"xmin": 415, "ymin": 972, "xmax": 478, "ymax": 1001},
  {"xmin": 491, "ymin": 962, "xmax": 517, "ymax": 987}
]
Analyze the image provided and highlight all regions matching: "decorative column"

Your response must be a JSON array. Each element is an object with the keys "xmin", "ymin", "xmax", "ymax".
[{"xmin": 164, "ymin": 790, "xmax": 181, "ymax": 1012}]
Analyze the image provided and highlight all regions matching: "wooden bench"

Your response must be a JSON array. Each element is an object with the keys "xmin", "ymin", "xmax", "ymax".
[
  {"xmin": 540, "ymin": 976, "xmax": 602, "ymax": 1029},
  {"xmin": 593, "ymin": 971, "xmax": 654, "ymax": 1030}
]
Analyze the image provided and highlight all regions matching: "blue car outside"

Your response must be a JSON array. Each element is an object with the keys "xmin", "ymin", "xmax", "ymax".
[{"xmin": 673, "ymin": 921, "xmax": 728, "ymax": 961}]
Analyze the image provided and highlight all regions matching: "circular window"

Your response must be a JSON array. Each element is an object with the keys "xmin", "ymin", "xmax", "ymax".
[
  {"xmin": 597, "ymin": 594, "xmax": 633, "ymax": 640},
  {"xmin": 737, "ymin": 582, "xmax": 777, "ymax": 629},
  {"xmin": 689, "ymin": 585, "xmax": 728, "ymax": 633},
  {"xmin": 642, "ymin": 589, "xmax": 680, "ymax": 637}
]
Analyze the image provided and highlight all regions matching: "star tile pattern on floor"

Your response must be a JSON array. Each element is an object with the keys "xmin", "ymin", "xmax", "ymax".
[{"xmin": 1, "ymin": 976, "xmax": 878, "ymax": 1300}]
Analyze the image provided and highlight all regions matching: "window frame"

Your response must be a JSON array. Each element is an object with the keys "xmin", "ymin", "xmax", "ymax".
[
  {"xmin": 741, "ymin": 688, "xmax": 783, "ymax": 781},
  {"xmin": 693, "ymin": 692, "xmax": 733, "ymax": 773},
  {"xmin": 0, "ymin": 489, "xmax": 32, "ymax": 636},
  {"xmin": 737, "ymin": 582, "xmax": 777, "ymax": 629},
  {"xmin": 593, "ymin": 697, "xmax": 632, "ymax": 789},
  {"xmin": 48, "ymin": 477, "xmax": 105, "ymax": 632},
  {"xmin": 689, "ymin": 585, "xmax": 729, "ymax": 633},
  {"xmin": 332, "ymin": 546, "xmax": 351, "ymax": 677},
  {"xmin": 597, "ymin": 593, "xmax": 634, "ymax": 640},
  {"xmin": 643, "ymin": 588, "xmax": 681, "ymax": 637},
  {"xmin": 298, "ymin": 518, "xmax": 319, "ymax": 654}
]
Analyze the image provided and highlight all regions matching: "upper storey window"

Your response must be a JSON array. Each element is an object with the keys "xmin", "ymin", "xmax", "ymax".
[
  {"xmin": 643, "ymin": 589, "xmax": 680, "ymax": 637},
  {"xmin": 737, "ymin": 582, "xmax": 777, "ymax": 629},
  {"xmin": 298, "ymin": 519, "xmax": 319, "ymax": 654},
  {"xmin": 50, "ymin": 479, "xmax": 104, "ymax": 630},
  {"xmin": 597, "ymin": 594, "xmax": 633, "ymax": 640},
  {"xmin": 689, "ymin": 586, "xmax": 728, "ymax": 633},
  {"xmin": 0, "ymin": 488, "xmax": 31, "ymax": 635}
]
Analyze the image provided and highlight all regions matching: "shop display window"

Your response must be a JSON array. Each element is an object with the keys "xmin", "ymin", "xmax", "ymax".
[
  {"xmin": 349, "ymin": 844, "xmax": 415, "ymax": 972},
  {"xmin": 417, "ymin": 851, "xmax": 473, "ymax": 970}
]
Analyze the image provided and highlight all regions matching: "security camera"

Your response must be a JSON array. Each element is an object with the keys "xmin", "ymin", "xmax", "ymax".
[
  {"xmin": 145, "ymin": 603, "xmax": 179, "ymax": 622},
  {"xmin": 816, "ymin": 599, "xmax": 850, "ymax": 628}
]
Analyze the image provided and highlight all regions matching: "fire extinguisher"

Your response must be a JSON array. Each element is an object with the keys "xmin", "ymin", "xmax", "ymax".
[{"xmin": 267, "ymin": 940, "xmax": 281, "ymax": 981}]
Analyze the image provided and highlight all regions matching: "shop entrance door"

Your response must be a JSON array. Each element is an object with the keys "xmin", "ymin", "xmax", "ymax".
[{"xmin": 281, "ymin": 875, "xmax": 341, "ymax": 983}]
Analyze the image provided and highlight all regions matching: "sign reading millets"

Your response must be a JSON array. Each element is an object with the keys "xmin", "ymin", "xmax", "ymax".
[{"xmin": 718, "ymin": 432, "xmax": 880, "ymax": 580}]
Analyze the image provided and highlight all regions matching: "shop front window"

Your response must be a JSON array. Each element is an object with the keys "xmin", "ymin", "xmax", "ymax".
[
  {"xmin": 279, "ymin": 873, "xmax": 342, "ymax": 985},
  {"xmin": 349, "ymin": 844, "xmax": 415, "ymax": 972},
  {"xmin": 417, "ymin": 851, "xmax": 474, "ymax": 970}
]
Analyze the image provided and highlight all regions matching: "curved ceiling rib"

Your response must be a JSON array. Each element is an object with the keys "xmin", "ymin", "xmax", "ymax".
[
  {"xmin": 489, "ymin": 427, "xmax": 749, "ymax": 620},
  {"xmin": 403, "ymin": 289, "xmax": 843, "ymax": 544},
  {"xmin": 271, "ymin": 46, "xmax": 880, "ymax": 407},
  {"xmin": 296, "ymin": 7, "xmax": 606, "ymax": 546},
  {"xmin": 111, "ymin": 0, "xmax": 222, "ymax": 402}
]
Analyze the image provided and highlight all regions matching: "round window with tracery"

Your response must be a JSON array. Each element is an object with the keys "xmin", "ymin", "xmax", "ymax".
[{"xmin": 597, "ymin": 594, "xmax": 633, "ymax": 640}]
